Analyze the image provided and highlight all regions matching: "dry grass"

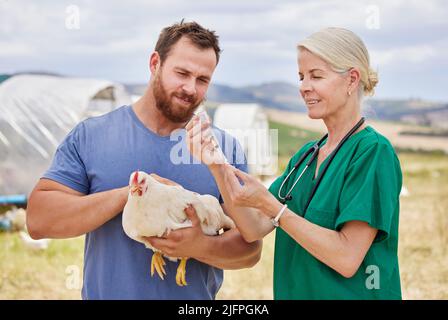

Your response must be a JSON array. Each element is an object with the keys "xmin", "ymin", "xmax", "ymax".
[
  {"xmin": 0, "ymin": 233, "xmax": 84, "ymax": 299},
  {"xmin": 265, "ymin": 108, "xmax": 448, "ymax": 153},
  {"xmin": 397, "ymin": 153, "xmax": 448, "ymax": 299},
  {"xmin": 217, "ymin": 232, "xmax": 275, "ymax": 300}
]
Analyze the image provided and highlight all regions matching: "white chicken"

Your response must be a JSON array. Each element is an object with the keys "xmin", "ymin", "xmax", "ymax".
[
  {"xmin": 19, "ymin": 230, "xmax": 51, "ymax": 250},
  {"xmin": 122, "ymin": 170, "xmax": 235, "ymax": 286}
]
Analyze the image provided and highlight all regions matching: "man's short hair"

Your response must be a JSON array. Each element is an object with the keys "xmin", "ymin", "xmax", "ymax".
[{"xmin": 155, "ymin": 20, "xmax": 221, "ymax": 65}]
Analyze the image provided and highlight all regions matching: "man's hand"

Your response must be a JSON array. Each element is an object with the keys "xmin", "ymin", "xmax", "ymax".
[{"xmin": 144, "ymin": 205, "xmax": 208, "ymax": 259}]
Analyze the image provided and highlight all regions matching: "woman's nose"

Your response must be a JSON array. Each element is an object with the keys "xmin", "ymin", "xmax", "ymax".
[{"xmin": 300, "ymin": 77, "xmax": 312, "ymax": 95}]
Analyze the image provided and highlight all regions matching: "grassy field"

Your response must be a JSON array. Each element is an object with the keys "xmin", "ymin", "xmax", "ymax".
[
  {"xmin": 268, "ymin": 120, "xmax": 322, "ymax": 163},
  {"xmin": 0, "ymin": 121, "xmax": 447, "ymax": 299},
  {"xmin": 0, "ymin": 233, "xmax": 84, "ymax": 299}
]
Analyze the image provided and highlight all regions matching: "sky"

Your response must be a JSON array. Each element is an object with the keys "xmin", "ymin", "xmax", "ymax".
[{"xmin": 1, "ymin": 0, "xmax": 447, "ymax": 102}]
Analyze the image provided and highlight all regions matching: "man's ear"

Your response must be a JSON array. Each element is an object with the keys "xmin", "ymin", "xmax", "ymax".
[{"xmin": 149, "ymin": 52, "xmax": 161, "ymax": 75}]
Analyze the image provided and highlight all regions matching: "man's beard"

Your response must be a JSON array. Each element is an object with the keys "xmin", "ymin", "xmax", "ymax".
[{"xmin": 152, "ymin": 72, "xmax": 203, "ymax": 123}]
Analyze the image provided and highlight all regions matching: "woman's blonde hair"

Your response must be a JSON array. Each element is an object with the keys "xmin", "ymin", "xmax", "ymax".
[{"xmin": 298, "ymin": 27, "xmax": 378, "ymax": 96}]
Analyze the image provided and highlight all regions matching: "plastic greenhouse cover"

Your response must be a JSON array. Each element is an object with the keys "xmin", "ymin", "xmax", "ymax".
[{"xmin": 0, "ymin": 74, "xmax": 132, "ymax": 196}]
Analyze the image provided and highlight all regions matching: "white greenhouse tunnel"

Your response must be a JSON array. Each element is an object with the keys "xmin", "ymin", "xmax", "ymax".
[{"xmin": 0, "ymin": 74, "xmax": 131, "ymax": 195}]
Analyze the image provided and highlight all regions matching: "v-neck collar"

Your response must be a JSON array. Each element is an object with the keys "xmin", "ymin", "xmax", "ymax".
[{"xmin": 311, "ymin": 125, "xmax": 372, "ymax": 181}]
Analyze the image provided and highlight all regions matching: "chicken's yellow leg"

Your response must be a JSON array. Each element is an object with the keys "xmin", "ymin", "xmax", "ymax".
[
  {"xmin": 175, "ymin": 257, "xmax": 189, "ymax": 286},
  {"xmin": 150, "ymin": 251, "xmax": 166, "ymax": 280}
]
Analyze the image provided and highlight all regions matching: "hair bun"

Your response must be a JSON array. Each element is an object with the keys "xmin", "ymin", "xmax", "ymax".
[{"xmin": 364, "ymin": 68, "xmax": 378, "ymax": 96}]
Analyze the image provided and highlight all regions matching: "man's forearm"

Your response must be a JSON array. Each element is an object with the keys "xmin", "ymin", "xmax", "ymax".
[
  {"xmin": 195, "ymin": 228, "xmax": 262, "ymax": 270},
  {"xmin": 27, "ymin": 186, "xmax": 128, "ymax": 239}
]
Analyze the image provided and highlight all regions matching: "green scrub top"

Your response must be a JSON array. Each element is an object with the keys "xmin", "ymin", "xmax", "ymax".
[{"xmin": 268, "ymin": 126, "xmax": 402, "ymax": 300}]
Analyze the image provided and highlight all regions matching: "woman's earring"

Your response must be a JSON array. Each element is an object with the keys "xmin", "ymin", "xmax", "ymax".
[{"xmin": 348, "ymin": 91, "xmax": 352, "ymax": 96}]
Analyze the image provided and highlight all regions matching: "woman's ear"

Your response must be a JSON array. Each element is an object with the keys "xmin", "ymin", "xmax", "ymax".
[
  {"xmin": 347, "ymin": 67, "xmax": 361, "ymax": 95},
  {"xmin": 149, "ymin": 52, "xmax": 160, "ymax": 74}
]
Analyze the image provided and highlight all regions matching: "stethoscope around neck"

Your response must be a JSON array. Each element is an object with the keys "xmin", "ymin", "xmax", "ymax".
[{"xmin": 277, "ymin": 117, "xmax": 366, "ymax": 212}]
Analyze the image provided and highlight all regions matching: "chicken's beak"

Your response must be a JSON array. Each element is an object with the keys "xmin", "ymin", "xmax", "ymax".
[
  {"xmin": 130, "ymin": 171, "xmax": 143, "ymax": 196},
  {"xmin": 130, "ymin": 171, "xmax": 148, "ymax": 197},
  {"xmin": 130, "ymin": 185, "xmax": 143, "ymax": 196}
]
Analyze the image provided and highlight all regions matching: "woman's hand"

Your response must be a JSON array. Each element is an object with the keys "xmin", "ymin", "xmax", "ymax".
[
  {"xmin": 185, "ymin": 114, "xmax": 227, "ymax": 166},
  {"xmin": 223, "ymin": 165, "xmax": 275, "ymax": 212}
]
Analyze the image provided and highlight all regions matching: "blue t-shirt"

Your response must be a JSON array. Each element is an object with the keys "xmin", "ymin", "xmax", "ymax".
[{"xmin": 43, "ymin": 105, "xmax": 247, "ymax": 300}]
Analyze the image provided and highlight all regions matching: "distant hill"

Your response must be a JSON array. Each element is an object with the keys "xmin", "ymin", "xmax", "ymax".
[
  {"xmin": 364, "ymin": 99, "xmax": 448, "ymax": 128},
  {"xmin": 209, "ymin": 81, "xmax": 307, "ymax": 112},
  {"xmin": 125, "ymin": 81, "xmax": 307, "ymax": 112},
  {"xmin": 124, "ymin": 81, "xmax": 447, "ymax": 128},
  {"xmin": 221, "ymin": 82, "xmax": 448, "ymax": 129},
  {"xmin": 2, "ymin": 73, "xmax": 446, "ymax": 127}
]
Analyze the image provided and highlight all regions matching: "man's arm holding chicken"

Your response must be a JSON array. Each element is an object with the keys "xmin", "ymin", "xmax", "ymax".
[
  {"xmin": 143, "ymin": 174, "xmax": 262, "ymax": 270},
  {"xmin": 27, "ymin": 174, "xmax": 261, "ymax": 270}
]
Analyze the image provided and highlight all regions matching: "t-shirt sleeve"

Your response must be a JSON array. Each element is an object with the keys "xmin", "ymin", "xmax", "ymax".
[
  {"xmin": 232, "ymin": 137, "xmax": 248, "ymax": 174},
  {"xmin": 42, "ymin": 123, "xmax": 89, "ymax": 194},
  {"xmin": 217, "ymin": 136, "xmax": 248, "ymax": 204},
  {"xmin": 336, "ymin": 142, "xmax": 401, "ymax": 242}
]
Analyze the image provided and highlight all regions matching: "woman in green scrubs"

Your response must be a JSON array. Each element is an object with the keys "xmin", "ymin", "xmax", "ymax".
[{"xmin": 187, "ymin": 27, "xmax": 402, "ymax": 299}]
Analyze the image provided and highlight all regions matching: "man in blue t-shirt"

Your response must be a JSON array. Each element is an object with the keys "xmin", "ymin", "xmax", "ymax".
[{"xmin": 26, "ymin": 21, "xmax": 261, "ymax": 299}]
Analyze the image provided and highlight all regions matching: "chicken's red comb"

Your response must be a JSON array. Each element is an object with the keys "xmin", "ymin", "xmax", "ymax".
[{"xmin": 132, "ymin": 170, "xmax": 139, "ymax": 185}]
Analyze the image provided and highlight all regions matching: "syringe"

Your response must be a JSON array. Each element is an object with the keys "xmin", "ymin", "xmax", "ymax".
[{"xmin": 188, "ymin": 110, "xmax": 229, "ymax": 164}]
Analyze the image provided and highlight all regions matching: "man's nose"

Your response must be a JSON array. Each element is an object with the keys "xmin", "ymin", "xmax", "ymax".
[{"xmin": 182, "ymin": 78, "xmax": 197, "ymax": 96}]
